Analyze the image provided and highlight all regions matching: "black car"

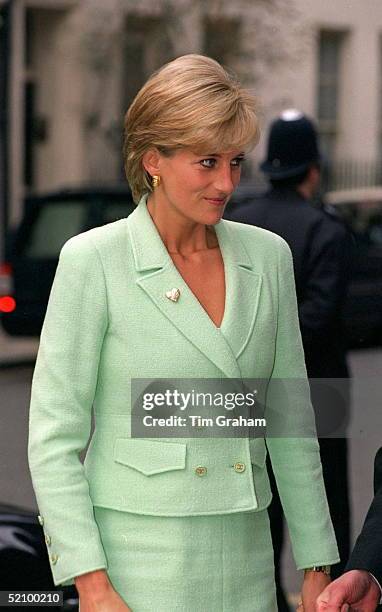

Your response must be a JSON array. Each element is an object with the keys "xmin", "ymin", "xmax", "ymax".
[
  {"xmin": 1, "ymin": 185, "xmax": 135, "ymax": 336},
  {"xmin": 0, "ymin": 503, "xmax": 79, "ymax": 610}
]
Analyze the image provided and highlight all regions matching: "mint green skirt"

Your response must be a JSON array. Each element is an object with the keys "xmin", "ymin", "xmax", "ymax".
[{"xmin": 91, "ymin": 506, "xmax": 277, "ymax": 612}]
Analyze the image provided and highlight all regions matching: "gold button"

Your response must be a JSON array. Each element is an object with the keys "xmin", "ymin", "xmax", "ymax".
[
  {"xmin": 45, "ymin": 534, "xmax": 51, "ymax": 546},
  {"xmin": 37, "ymin": 515, "xmax": 44, "ymax": 526},
  {"xmin": 195, "ymin": 466, "xmax": 207, "ymax": 476},
  {"xmin": 50, "ymin": 554, "xmax": 58, "ymax": 565},
  {"xmin": 234, "ymin": 462, "xmax": 246, "ymax": 473}
]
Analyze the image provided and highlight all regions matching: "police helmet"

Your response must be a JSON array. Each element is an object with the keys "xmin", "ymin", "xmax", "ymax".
[{"xmin": 260, "ymin": 109, "xmax": 321, "ymax": 179}]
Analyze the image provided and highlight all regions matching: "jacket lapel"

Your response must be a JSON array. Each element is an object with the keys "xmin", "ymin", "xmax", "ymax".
[
  {"xmin": 126, "ymin": 195, "xmax": 262, "ymax": 377},
  {"xmin": 214, "ymin": 219, "xmax": 263, "ymax": 360}
]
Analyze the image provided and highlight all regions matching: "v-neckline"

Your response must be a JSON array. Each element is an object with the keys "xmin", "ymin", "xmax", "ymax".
[
  {"xmin": 167, "ymin": 234, "xmax": 226, "ymax": 330},
  {"xmin": 129, "ymin": 193, "xmax": 262, "ymax": 369},
  {"xmin": 143, "ymin": 198, "xmax": 230, "ymax": 333}
]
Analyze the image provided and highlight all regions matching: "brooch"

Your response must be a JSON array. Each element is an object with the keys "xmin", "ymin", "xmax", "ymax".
[{"xmin": 165, "ymin": 288, "xmax": 181, "ymax": 302}]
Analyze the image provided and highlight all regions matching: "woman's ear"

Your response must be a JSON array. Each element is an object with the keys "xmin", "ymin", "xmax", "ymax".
[{"xmin": 142, "ymin": 149, "xmax": 161, "ymax": 177}]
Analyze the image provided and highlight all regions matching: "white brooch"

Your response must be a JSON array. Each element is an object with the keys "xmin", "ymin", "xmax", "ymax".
[{"xmin": 165, "ymin": 288, "xmax": 181, "ymax": 302}]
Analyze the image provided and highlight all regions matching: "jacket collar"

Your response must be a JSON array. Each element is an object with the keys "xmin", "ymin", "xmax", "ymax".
[
  {"xmin": 126, "ymin": 193, "xmax": 262, "ymax": 377},
  {"xmin": 128, "ymin": 193, "xmax": 253, "ymax": 272}
]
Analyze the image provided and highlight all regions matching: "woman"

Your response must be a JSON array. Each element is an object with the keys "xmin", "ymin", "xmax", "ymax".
[{"xmin": 28, "ymin": 54, "xmax": 339, "ymax": 612}]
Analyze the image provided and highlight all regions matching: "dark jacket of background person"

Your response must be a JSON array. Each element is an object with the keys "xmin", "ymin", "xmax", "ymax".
[
  {"xmin": 227, "ymin": 185, "xmax": 352, "ymax": 379},
  {"xmin": 346, "ymin": 446, "xmax": 382, "ymax": 585}
]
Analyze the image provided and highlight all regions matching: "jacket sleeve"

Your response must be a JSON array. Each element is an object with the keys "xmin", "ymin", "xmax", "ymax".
[
  {"xmin": 299, "ymin": 218, "xmax": 353, "ymax": 345},
  {"xmin": 345, "ymin": 447, "xmax": 382, "ymax": 584},
  {"xmin": 28, "ymin": 235, "xmax": 109, "ymax": 586},
  {"xmin": 265, "ymin": 236, "xmax": 340, "ymax": 569}
]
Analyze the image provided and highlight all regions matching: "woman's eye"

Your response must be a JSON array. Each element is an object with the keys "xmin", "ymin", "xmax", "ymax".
[
  {"xmin": 199, "ymin": 157, "xmax": 245, "ymax": 168},
  {"xmin": 200, "ymin": 159, "xmax": 216, "ymax": 168},
  {"xmin": 231, "ymin": 157, "xmax": 245, "ymax": 167}
]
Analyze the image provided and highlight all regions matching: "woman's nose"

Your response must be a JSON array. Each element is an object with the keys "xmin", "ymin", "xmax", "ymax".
[{"xmin": 213, "ymin": 167, "xmax": 235, "ymax": 195}]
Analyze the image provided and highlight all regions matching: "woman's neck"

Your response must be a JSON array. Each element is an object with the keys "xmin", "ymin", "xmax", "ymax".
[{"xmin": 146, "ymin": 193, "xmax": 218, "ymax": 255}]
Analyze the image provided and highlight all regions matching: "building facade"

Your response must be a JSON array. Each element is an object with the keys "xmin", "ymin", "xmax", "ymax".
[{"xmin": 2, "ymin": 0, "xmax": 382, "ymax": 255}]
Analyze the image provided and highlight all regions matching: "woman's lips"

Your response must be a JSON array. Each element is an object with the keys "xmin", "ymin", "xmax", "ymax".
[{"xmin": 205, "ymin": 197, "xmax": 226, "ymax": 206}]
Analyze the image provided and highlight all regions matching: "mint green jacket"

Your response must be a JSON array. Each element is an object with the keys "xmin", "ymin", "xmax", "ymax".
[{"xmin": 28, "ymin": 193, "xmax": 339, "ymax": 587}]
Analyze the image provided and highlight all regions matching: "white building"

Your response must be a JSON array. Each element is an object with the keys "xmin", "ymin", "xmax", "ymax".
[
  {"xmin": 2, "ymin": 0, "xmax": 382, "ymax": 253},
  {"xmin": 272, "ymin": 0, "xmax": 382, "ymax": 187}
]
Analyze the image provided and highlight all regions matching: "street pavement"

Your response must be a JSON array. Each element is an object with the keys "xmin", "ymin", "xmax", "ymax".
[
  {"xmin": 1, "ymin": 337, "xmax": 381, "ymax": 604},
  {"xmin": 0, "ymin": 328, "xmax": 38, "ymax": 367}
]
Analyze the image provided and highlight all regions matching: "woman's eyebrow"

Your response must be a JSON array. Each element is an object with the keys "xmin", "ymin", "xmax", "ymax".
[{"xmin": 197, "ymin": 152, "xmax": 245, "ymax": 157}]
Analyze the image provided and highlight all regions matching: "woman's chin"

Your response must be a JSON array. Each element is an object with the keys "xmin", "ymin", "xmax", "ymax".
[{"xmin": 203, "ymin": 209, "xmax": 226, "ymax": 225}]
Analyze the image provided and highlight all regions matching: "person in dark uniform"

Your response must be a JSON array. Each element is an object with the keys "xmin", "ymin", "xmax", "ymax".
[{"xmin": 225, "ymin": 110, "xmax": 352, "ymax": 611}]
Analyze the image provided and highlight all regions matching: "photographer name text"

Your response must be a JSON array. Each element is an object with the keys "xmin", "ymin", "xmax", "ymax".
[{"xmin": 142, "ymin": 414, "xmax": 266, "ymax": 427}]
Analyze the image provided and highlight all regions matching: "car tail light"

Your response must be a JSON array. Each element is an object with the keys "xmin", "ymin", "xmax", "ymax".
[{"xmin": 0, "ymin": 296, "xmax": 16, "ymax": 313}]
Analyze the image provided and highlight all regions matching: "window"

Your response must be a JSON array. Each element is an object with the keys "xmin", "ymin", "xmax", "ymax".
[
  {"xmin": 317, "ymin": 30, "xmax": 345, "ymax": 161},
  {"xmin": 378, "ymin": 35, "xmax": 382, "ymax": 164},
  {"xmin": 123, "ymin": 14, "xmax": 175, "ymax": 112},
  {"xmin": 24, "ymin": 202, "xmax": 87, "ymax": 258},
  {"xmin": 203, "ymin": 16, "xmax": 241, "ymax": 68}
]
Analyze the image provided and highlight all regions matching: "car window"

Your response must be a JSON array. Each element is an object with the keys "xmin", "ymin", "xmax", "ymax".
[
  {"xmin": 24, "ymin": 201, "xmax": 87, "ymax": 258},
  {"xmin": 102, "ymin": 200, "xmax": 135, "ymax": 224}
]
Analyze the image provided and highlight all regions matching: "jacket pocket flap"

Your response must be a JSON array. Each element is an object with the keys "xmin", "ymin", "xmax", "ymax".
[
  {"xmin": 249, "ymin": 440, "xmax": 267, "ymax": 467},
  {"xmin": 113, "ymin": 438, "xmax": 186, "ymax": 476}
]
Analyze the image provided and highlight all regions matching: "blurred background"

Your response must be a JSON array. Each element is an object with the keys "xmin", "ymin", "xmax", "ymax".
[{"xmin": 0, "ymin": 0, "xmax": 382, "ymax": 608}]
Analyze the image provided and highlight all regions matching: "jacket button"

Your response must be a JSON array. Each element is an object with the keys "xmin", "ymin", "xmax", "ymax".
[
  {"xmin": 50, "ymin": 554, "xmax": 59, "ymax": 565},
  {"xmin": 233, "ymin": 462, "xmax": 246, "ymax": 473},
  {"xmin": 37, "ymin": 515, "xmax": 44, "ymax": 526},
  {"xmin": 45, "ymin": 534, "xmax": 51, "ymax": 546},
  {"xmin": 195, "ymin": 466, "xmax": 207, "ymax": 476}
]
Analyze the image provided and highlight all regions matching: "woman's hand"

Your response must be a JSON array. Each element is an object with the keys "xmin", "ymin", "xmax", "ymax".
[
  {"xmin": 75, "ymin": 570, "xmax": 133, "ymax": 611},
  {"xmin": 78, "ymin": 586, "xmax": 133, "ymax": 611},
  {"xmin": 297, "ymin": 570, "xmax": 331, "ymax": 612}
]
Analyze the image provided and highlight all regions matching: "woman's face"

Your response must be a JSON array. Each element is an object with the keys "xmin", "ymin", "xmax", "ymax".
[{"xmin": 147, "ymin": 147, "xmax": 245, "ymax": 225}]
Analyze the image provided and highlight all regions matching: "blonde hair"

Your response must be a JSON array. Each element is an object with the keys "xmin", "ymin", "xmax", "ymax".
[{"xmin": 123, "ymin": 54, "xmax": 260, "ymax": 203}]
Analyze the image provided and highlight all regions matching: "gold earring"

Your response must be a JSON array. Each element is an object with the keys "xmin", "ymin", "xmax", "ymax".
[{"xmin": 152, "ymin": 175, "xmax": 161, "ymax": 189}]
